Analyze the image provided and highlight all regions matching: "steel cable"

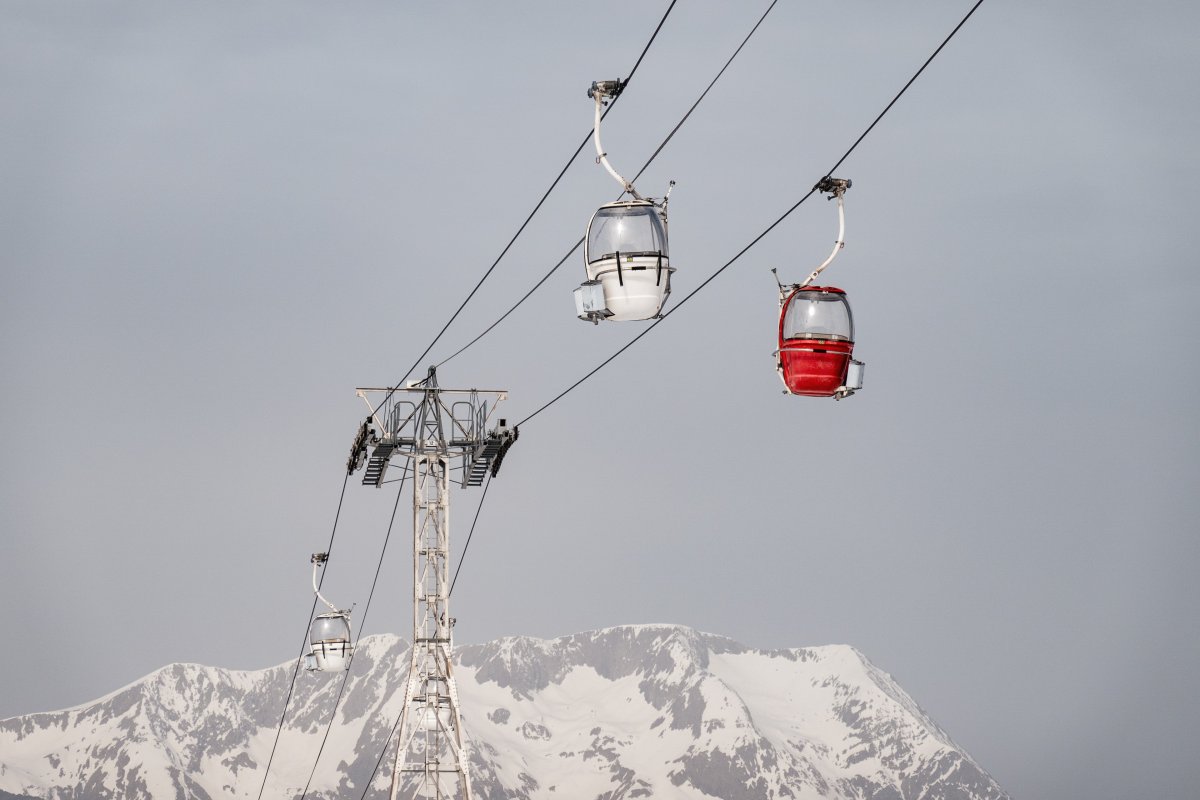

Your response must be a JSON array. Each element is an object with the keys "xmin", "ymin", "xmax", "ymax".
[
  {"xmin": 435, "ymin": 0, "xmax": 781, "ymax": 370},
  {"xmin": 449, "ymin": 470, "xmax": 492, "ymax": 597},
  {"xmin": 255, "ymin": 472, "xmax": 351, "ymax": 800},
  {"xmin": 298, "ymin": 472, "xmax": 407, "ymax": 799},
  {"xmin": 377, "ymin": 0, "xmax": 678, "ymax": 411},
  {"xmin": 516, "ymin": 0, "xmax": 987, "ymax": 427}
]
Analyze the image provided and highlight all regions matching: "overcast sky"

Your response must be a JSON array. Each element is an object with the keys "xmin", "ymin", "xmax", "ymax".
[{"xmin": 2, "ymin": 2, "xmax": 1197, "ymax": 799}]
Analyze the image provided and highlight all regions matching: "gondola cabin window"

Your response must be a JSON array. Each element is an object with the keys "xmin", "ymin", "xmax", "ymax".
[{"xmin": 586, "ymin": 203, "xmax": 668, "ymax": 262}]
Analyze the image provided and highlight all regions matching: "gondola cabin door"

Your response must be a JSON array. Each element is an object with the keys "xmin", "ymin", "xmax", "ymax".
[{"xmin": 777, "ymin": 286, "xmax": 862, "ymax": 398}]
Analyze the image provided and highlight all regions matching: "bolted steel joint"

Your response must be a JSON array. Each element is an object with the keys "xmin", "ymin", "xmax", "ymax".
[
  {"xmin": 814, "ymin": 176, "xmax": 852, "ymax": 198},
  {"xmin": 587, "ymin": 79, "xmax": 625, "ymax": 101}
]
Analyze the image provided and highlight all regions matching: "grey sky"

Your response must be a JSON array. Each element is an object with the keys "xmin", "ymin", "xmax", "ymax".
[{"xmin": 2, "ymin": 2, "xmax": 1196, "ymax": 799}]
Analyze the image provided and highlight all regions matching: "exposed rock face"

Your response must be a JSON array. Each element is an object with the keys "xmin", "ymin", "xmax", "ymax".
[{"xmin": 0, "ymin": 626, "xmax": 1008, "ymax": 799}]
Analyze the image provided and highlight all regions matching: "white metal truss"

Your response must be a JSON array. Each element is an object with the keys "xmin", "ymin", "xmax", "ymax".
[
  {"xmin": 353, "ymin": 368, "xmax": 514, "ymax": 800},
  {"xmin": 389, "ymin": 452, "xmax": 471, "ymax": 800}
]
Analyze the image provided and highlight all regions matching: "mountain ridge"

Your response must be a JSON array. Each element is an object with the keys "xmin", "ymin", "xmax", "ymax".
[{"xmin": 0, "ymin": 624, "xmax": 1008, "ymax": 799}]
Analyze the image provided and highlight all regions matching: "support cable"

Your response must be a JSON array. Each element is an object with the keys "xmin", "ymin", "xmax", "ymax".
[
  {"xmin": 627, "ymin": 0, "xmax": 779, "ymax": 190},
  {"xmin": 298, "ymin": 473, "xmax": 407, "ymax": 800},
  {"xmin": 436, "ymin": 0, "xmax": 780, "ymax": 370},
  {"xmin": 436, "ymin": 237, "xmax": 582, "ymax": 369},
  {"xmin": 378, "ymin": 0, "xmax": 678, "ymax": 410},
  {"xmin": 516, "ymin": 0, "xmax": 987, "ymax": 428},
  {"xmin": 255, "ymin": 472, "xmax": 352, "ymax": 800},
  {"xmin": 449, "ymin": 471, "xmax": 492, "ymax": 597},
  {"xmin": 357, "ymin": 708, "xmax": 407, "ymax": 800}
]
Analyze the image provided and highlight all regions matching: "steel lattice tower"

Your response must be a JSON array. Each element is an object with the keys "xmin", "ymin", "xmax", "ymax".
[{"xmin": 352, "ymin": 368, "xmax": 514, "ymax": 800}]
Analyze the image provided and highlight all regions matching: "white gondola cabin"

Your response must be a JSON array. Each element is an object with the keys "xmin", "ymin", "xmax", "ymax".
[
  {"xmin": 577, "ymin": 199, "xmax": 673, "ymax": 321},
  {"xmin": 308, "ymin": 612, "xmax": 353, "ymax": 672}
]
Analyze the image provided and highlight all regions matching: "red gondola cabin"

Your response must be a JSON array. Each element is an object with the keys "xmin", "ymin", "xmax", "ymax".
[{"xmin": 777, "ymin": 285, "xmax": 863, "ymax": 398}]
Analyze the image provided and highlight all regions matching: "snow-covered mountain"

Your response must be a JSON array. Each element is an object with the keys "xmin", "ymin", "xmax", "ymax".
[{"xmin": 0, "ymin": 625, "xmax": 1008, "ymax": 799}]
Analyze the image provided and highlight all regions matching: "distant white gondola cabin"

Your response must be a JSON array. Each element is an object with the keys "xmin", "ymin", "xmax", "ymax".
[{"xmin": 308, "ymin": 612, "xmax": 352, "ymax": 672}]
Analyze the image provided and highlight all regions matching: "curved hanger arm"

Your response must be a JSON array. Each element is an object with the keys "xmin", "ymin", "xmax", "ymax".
[
  {"xmin": 590, "ymin": 82, "xmax": 644, "ymax": 200},
  {"xmin": 311, "ymin": 554, "xmax": 340, "ymax": 614},
  {"xmin": 800, "ymin": 190, "xmax": 846, "ymax": 288}
]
